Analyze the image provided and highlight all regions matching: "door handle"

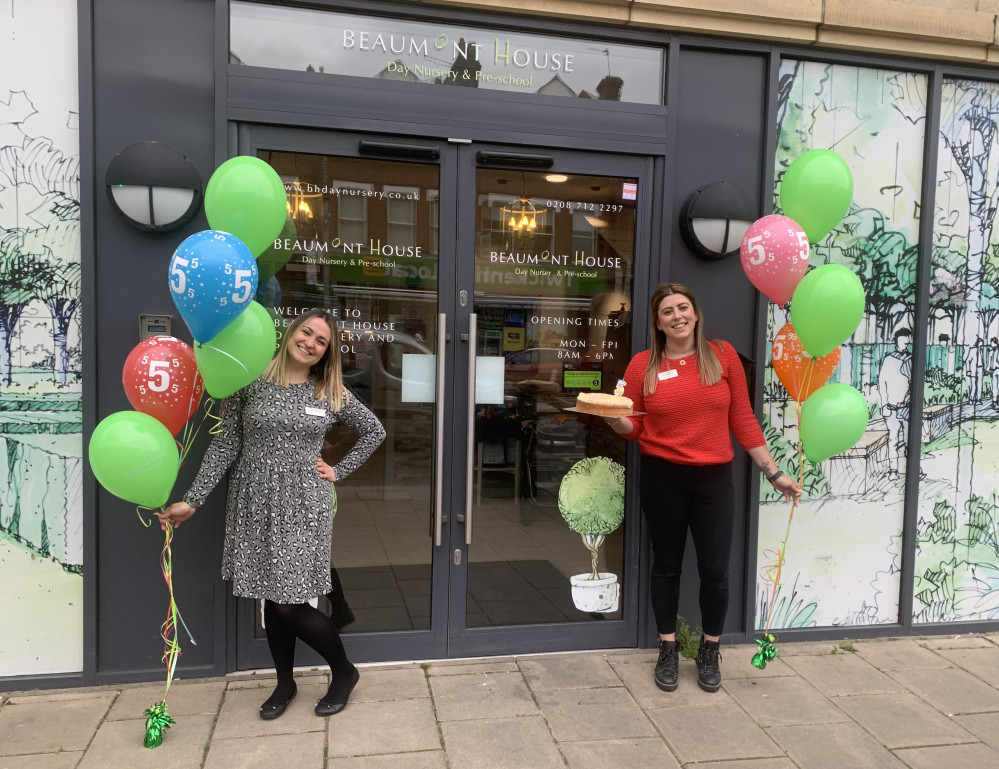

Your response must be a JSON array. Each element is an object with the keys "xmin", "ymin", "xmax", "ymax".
[
  {"xmin": 464, "ymin": 313, "xmax": 477, "ymax": 545},
  {"xmin": 433, "ymin": 313, "xmax": 446, "ymax": 547}
]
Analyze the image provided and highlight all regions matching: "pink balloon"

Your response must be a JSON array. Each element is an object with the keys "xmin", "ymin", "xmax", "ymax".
[{"xmin": 740, "ymin": 215, "xmax": 810, "ymax": 306}]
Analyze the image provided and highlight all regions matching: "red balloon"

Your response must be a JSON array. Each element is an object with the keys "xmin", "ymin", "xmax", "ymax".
[
  {"xmin": 771, "ymin": 322, "xmax": 841, "ymax": 402},
  {"xmin": 740, "ymin": 215, "xmax": 810, "ymax": 306},
  {"xmin": 122, "ymin": 336, "xmax": 204, "ymax": 436}
]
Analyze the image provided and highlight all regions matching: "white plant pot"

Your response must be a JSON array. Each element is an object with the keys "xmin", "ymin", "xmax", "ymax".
[{"xmin": 570, "ymin": 572, "xmax": 620, "ymax": 613}]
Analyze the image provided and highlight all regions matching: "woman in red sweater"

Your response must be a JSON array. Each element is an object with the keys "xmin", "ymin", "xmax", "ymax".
[{"xmin": 605, "ymin": 283, "xmax": 801, "ymax": 693}]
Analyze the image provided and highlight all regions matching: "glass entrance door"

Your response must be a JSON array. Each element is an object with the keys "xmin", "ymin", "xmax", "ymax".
[{"xmin": 237, "ymin": 129, "xmax": 649, "ymax": 666}]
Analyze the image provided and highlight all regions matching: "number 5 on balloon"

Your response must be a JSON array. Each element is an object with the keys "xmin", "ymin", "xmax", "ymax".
[
  {"xmin": 745, "ymin": 235, "xmax": 766, "ymax": 265},
  {"xmin": 148, "ymin": 361, "xmax": 171, "ymax": 392},
  {"xmin": 233, "ymin": 270, "xmax": 254, "ymax": 303},
  {"xmin": 170, "ymin": 258, "xmax": 188, "ymax": 294}
]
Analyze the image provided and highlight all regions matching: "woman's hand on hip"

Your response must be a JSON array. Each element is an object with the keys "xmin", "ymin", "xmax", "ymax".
[
  {"xmin": 158, "ymin": 501, "xmax": 197, "ymax": 530},
  {"xmin": 317, "ymin": 457, "xmax": 337, "ymax": 482}
]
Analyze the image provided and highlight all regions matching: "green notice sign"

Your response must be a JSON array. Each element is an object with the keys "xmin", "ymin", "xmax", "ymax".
[{"xmin": 564, "ymin": 370, "xmax": 602, "ymax": 390}]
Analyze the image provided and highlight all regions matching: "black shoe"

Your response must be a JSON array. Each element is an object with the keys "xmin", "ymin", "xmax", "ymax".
[
  {"xmin": 695, "ymin": 638, "xmax": 722, "ymax": 693},
  {"xmin": 654, "ymin": 640, "xmax": 679, "ymax": 692},
  {"xmin": 259, "ymin": 681, "xmax": 297, "ymax": 720},
  {"xmin": 315, "ymin": 666, "xmax": 360, "ymax": 716}
]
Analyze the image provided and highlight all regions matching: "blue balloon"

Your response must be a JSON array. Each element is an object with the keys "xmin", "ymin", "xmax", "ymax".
[{"xmin": 168, "ymin": 230, "xmax": 259, "ymax": 342}]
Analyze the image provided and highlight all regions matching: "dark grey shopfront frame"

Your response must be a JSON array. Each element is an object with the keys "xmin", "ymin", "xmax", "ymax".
[{"xmin": 69, "ymin": 0, "xmax": 998, "ymax": 691}]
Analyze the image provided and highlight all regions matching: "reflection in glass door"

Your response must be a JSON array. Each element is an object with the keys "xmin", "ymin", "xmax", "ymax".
[
  {"xmin": 463, "ymin": 162, "xmax": 636, "ymax": 632},
  {"xmin": 251, "ymin": 145, "xmax": 445, "ymax": 657}
]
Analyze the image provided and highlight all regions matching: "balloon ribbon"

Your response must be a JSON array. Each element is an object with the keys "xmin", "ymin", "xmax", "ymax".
[
  {"xmin": 753, "ymin": 399, "xmax": 805, "ymax": 668},
  {"xmin": 142, "ymin": 520, "xmax": 194, "ymax": 747}
]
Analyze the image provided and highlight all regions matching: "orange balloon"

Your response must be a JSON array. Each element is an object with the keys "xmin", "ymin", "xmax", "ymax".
[{"xmin": 771, "ymin": 322, "xmax": 841, "ymax": 402}]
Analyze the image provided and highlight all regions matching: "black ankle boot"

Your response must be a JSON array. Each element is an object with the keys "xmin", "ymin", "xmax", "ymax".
[
  {"xmin": 695, "ymin": 637, "xmax": 722, "ymax": 693},
  {"xmin": 654, "ymin": 640, "xmax": 679, "ymax": 692}
]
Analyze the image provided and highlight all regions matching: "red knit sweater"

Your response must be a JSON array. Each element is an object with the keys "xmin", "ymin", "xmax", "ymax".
[{"xmin": 620, "ymin": 340, "xmax": 765, "ymax": 465}]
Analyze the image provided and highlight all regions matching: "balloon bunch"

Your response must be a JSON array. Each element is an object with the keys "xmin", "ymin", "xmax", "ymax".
[
  {"xmin": 739, "ymin": 149, "xmax": 868, "ymax": 668},
  {"xmin": 88, "ymin": 156, "xmax": 286, "ymax": 747}
]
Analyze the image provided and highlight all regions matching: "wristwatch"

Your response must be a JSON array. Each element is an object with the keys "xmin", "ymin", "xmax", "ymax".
[{"xmin": 766, "ymin": 470, "xmax": 784, "ymax": 483}]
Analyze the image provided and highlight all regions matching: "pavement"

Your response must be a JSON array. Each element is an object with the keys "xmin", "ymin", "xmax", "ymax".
[{"xmin": 2, "ymin": 633, "xmax": 999, "ymax": 769}]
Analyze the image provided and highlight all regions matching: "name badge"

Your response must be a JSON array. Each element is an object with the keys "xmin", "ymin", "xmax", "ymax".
[
  {"xmin": 305, "ymin": 406, "xmax": 327, "ymax": 417},
  {"xmin": 658, "ymin": 369, "xmax": 678, "ymax": 381}
]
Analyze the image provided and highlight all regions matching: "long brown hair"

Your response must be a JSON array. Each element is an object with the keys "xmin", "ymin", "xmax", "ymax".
[
  {"xmin": 643, "ymin": 282, "xmax": 722, "ymax": 395},
  {"xmin": 261, "ymin": 309, "xmax": 349, "ymax": 411}
]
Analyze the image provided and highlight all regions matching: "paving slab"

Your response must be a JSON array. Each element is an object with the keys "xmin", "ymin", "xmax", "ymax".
[
  {"xmin": 935, "ymin": 646, "xmax": 999, "ymax": 687},
  {"xmin": 724, "ymin": 676, "xmax": 851, "ymax": 726},
  {"xmin": 327, "ymin": 697, "xmax": 441, "ymax": 757},
  {"xmin": 439, "ymin": 716, "xmax": 565, "ymax": 769},
  {"xmin": 781, "ymin": 652, "xmax": 903, "ymax": 696},
  {"xmin": 349, "ymin": 667, "xmax": 429, "ymax": 702},
  {"xmin": 609, "ymin": 657, "xmax": 731, "ymax": 709},
  {"xmin": 833, "ymin": 692, "xmax": 979, "ymax": 748},
  {"xmin": 429, "ymin": 671, "xmax": 536, "ymax": 721},
  {"xmin": 518, "ymin": 654, "xmax": 621, "ymax": 691},
  {"xmin": 76, "ymin": 714, "xmax": 214, "ymax": 769},
  {"xmin": 885, "ymin": 665, "xmax": 999, "ymax": 714},
  {"xmin": 205, "ymin": 731, "xmax": 326, "ymax": 769},
  {"xmin": 0, "ymin": 694, "xmax": 115, "ymax": 754},
  {"xmin": 107, "ymin": 680, "xmax": 226, "ymax": 720},
  {"xmin": 721, "ymin": 650, "xmax": 797, "ymax": 679},
  {"xmin": 894, "ymin": 742, "xmax": 999, "ymax": 768},
  {"xmin": 0, "ymin": 753, "xmax": 83, "ymax": 769},
  {"xmin": 648, "ymin": 702, "xmax": 783, "ymax": 763},
  {"xmin": 770, "ymin": 640, "xmax": 844, "ymax": 657},
  {"xmin": 326, "ymin": 752, "xmax": 446, "ymax": 769},
  {"xmin": 921, "ymin": 635, "xmax": 996, "ymax": 650},
  {"xmin": 854, "ymin": 639, "xmax": 951, "ymax": 670},
  {"xmin": 425, "ymin": 660, "xmax": 519, "ymax": 676},
  {"xmin": 534, "ymin": 686, "xmax": 656, "ymax": 741},
  {"xmin": 775, "ymin": 721, "xmax": 912, "ymax": 768},
  {"xmin": 560, "ymin": 737, "xmax": 679, "ymax": 769},
  {"xmin": 953, "ymin": 711, "xmax": 999, "ymax": 750},
  {"xmin": 212, "ymin": 678, "xmax": 329, "ymax": 739}
]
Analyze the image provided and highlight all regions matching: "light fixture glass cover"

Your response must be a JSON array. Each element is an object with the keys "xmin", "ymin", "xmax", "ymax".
[{"xmin": 105, "ymin": 141, "xmax": 202, "ymax": 232}]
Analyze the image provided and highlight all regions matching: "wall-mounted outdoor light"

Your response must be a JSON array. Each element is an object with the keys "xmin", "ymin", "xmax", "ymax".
[
  {"xmin": 105, "ymin": 141, "xmax": 202, "ymax": 232},
  {"xmin": 679, "ymin": 181, "xmax": 756, "ymax": 260}
]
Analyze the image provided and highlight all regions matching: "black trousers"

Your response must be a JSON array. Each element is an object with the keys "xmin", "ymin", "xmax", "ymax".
[{"xmin": 639, "ymin": 454, "xmax": 735, "ymax": 637}]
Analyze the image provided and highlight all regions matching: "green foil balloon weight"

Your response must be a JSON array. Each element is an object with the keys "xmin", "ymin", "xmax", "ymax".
[
  {"xmin": 799, "ymin": 383, "xmax": 869, "ymax": 463},
  {"xmin": 205, "ymin": 156, "xmax": 288, "ymax": 257},
  {"xmin": 790, "ymin": 264, "xmax": 865, "ymax": 358},
  {"xmin": 89, "ymin": 411, "xmax": 179, "ymax": 508},
  {"xmin": 779, "ymin": 149, "xmax": 854, "ymax": 243},
  {"xmin": 196, "ymin": 301, "xmax": 278, "ymax": 398}
]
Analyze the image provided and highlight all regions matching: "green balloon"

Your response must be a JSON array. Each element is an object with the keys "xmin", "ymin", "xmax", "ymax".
[
  {"xmin": 205, "ymin": 156, "xmax": 288, "ymax": 257},
  {"xmin": 89, "ymin": 411, "xmax": 179, "ymax": 508},
  {"xmin": 257, "ymin": 215, "xmax": 298, "ymax": 283},
  {"xmin": 779, "ymin": 149, "xmax": 853, "ymax": 243},
  {"xmin": 800, "ymin": 384, "xmax": 868, "ymax": 463},
  {"xmin": 790, "ymin": 264, "xmax": 865, "ymax": 358},
  {"xmin": 196, "ymin": 301, "xmax": 277, "ymax": 398}
]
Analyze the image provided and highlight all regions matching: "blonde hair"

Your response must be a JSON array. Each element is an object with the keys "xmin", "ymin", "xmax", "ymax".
[
  {"xmin": 261, "ymin": 309, "xmax": 349, "ymax": 411},
  {"xmin": 643, "ymin": 282, "xmax": 722, "ymax": 395}
]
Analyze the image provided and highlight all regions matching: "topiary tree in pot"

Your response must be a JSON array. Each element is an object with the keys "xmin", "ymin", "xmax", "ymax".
[{"xmin": 558, "ymin": 457, "xmax": 626, "ymax": 612}]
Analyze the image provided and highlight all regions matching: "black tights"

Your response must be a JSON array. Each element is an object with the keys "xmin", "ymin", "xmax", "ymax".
[
  {"xmin": 639, "ymin": 455, "xmax": 735, "ymax": 638},
  {"xmin": 262, "ymin": 600, "xmax": 353, "ymax": 705}
]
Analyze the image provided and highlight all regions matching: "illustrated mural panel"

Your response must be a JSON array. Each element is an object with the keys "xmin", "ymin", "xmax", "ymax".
[
  {"xmin": 914, "ymin": 77, "xmax": 999, "ymax": 624},
  {"xmin": 758, "ymin": 60, "xmax": 925, "ymax": 630},
  {"xmin": 0, "ymin": 0, "xmax": 83, "ymax": 676}
]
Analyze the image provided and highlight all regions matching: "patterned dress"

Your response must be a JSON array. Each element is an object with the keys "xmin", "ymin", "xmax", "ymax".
[{"xmin": 184, "ymin": 378, "xmax": 386, "ymax": 603}]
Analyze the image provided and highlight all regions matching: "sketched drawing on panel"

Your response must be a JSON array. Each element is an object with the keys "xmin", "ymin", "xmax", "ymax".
[
  {"xmin": 915, "ymin": 78, "xmax": 999, "ymax": 624},
  {"xmin": 758, "ymin": 61, "xmax": 925, "ymax": 630},
  {"xmin": 0, "ymin": 0, "xmax": 83, "ymax": 676}
]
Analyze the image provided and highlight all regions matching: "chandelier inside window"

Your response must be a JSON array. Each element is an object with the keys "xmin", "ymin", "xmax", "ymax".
[{"xmin": 501, "ymin": 173, "xmax": 546, "ymax": 234}]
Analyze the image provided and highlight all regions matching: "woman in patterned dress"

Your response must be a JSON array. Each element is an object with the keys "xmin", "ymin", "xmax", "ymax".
[{"xmin": 159, "ymin": 309, "xmax": 385, "ymax": 719}]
